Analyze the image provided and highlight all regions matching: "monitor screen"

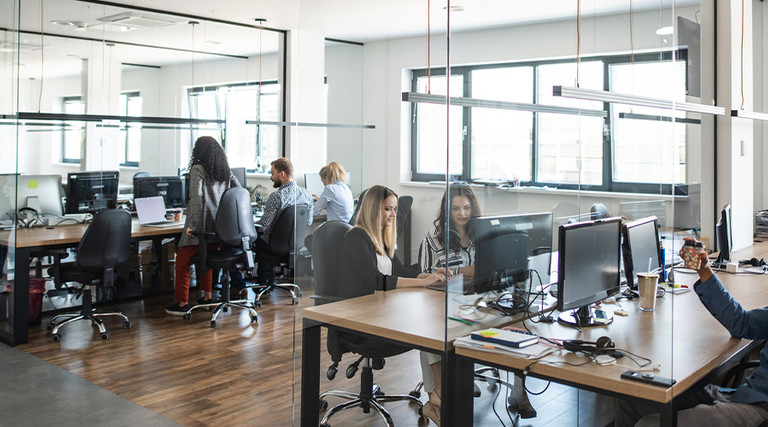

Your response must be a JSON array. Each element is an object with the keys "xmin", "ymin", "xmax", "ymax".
[
  {"xmin": 714, "ymin": 203, "xmax": 732, "ymax": 267},
  {"xmin": 557, "ymin": 217, "xmax": 621, "ymax": 327},
  {"xmin": 231, "ymin": 167, "xmax": 246, "ymax": 188},
  {"xmin": 133, "ymin": 176, "xmax": 186, "ymax": 208},
  {"xmin": 621, "ymin": 216, "xmax": 661, "ymax": 290},
  {"xmin": 469, "ymin": 212, "xmax": 553, "ymax": 296},
  {"xmin": 0, "ymin": 174, "xmax": 64, "ymax": 219},
  {"xmin": 65, "ymin": 171, "xmax": 119, "ymax": 214}
]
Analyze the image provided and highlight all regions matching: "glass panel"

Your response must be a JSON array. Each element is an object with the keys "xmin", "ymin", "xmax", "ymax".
[{"xmin": 415, "ymin": 74, "xmax": 463, "ymax": 176}]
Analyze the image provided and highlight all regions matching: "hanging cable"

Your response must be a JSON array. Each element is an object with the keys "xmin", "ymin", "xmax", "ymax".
[
  {"xmin": 38, "ymin": 0, "xmax": 45, "ymax": 112},
  {"xmin": 427, "ymin": 0, "xmax": 432, "ymax": 94},
  {"xmin": 740, "ymin": 0, "xmax": 745, "ymax": 110},
  {"xmin": 576, "ymin": 0, "xmax": 581, "ymax": 87}
]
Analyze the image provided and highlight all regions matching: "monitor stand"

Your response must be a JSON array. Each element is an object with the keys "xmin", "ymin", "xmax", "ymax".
[{"xmin": 558, "ymin": 305, "xmax": 613, "ymax": 327}]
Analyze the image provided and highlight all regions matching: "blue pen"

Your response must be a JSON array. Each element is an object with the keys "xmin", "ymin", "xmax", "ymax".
[{"xmin": 660, "ymin": 246, "xmax": 667, "ymax": 282}]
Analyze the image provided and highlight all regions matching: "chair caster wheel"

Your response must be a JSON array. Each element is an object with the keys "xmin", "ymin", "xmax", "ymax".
[
  {"xmin": 254, "ymin": 300, "xmax": 262, "ymax": 308},
  {"xmin": 250, "ymin": 315, "xmax": 258, "ymax": 323},
  {"xmin": 52, "ymin": 333, "xmax": 61, "ymax": 342},
  {"xmin": 183, "ymin": 313, "xmax": 191, "ymax": 320},
  {"xmin": 292, "ymin": 298, "xmax": 298, "ymax": 305},
  {"xmin": 298, "ymin": 290, "xmax": 304, "ymax": 297},
  {"xmin": 374, "ymin": 388, "xmax": 385, "ymax": 396},
  {"xmin": 46, "ymin": 323, "xmax": 54, "ymax": 331},
  {"xmin": 123, "ymin": 321, "xmax": 131, "ymax": 329},
  {"xmin": 210, "ymin": 320, "xmax": 216, "ymax": 327},
  {"xmin": 100, "ymin": 332, "xmax": 110, "ymax": 340},
  {"xmin": 319, "ymin": 398, "xmax": 328, "ymax": 411},
  {"xmin": 320, "ymin": 422, "xmax": 331, "ymax": 427},
  {"xmin": 409, "ymin": 390, "xmax": 421, "ymax": 398}
]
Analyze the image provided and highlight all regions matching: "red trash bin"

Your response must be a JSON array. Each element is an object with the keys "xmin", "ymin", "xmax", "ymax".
[{"xmin": 28, "ymin": 278, "xmax": 46, "ymax": 325}]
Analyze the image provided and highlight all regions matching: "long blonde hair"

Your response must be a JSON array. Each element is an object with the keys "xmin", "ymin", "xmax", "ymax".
[
  {"xmin": 319, "ymin": 161, "xmax": 348, "ymax": 185},
  {"xmin": 355, "ymin": 185, "xmax": 397, "ymax": 258}
]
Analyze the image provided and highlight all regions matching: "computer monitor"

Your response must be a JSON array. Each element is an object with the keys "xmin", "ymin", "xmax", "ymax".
[
  {"xmin": 468, "ymin": 212, "xmax": 553, "ymax": 310},
  {"xmin": 133, "ymin": 176, "xmax": 186, "ymax": 208},
  {"xmin": 557, "ymin": 217, "xmax": 622, "ymax": 327},
  {"xmin": 65, "ymin": 171, "xmax": 119, "ymax": 214},
  {"xmin": 231, "ymin": 167, "xmax": 246, "ymax": 188},
  {"xmin": 621, "ymin": 216, "xmax": 662, "ymax": 290},
  {"xmin": 0, "ymin": 174, "xmax": 64, "ymax": 219},
  {"xmin": 713, "ymin": 204, "xmax": 732, "ymax": 268}
]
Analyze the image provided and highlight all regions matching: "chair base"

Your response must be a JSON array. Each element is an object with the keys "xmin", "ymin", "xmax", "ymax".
[
  {"xmin": 48, "ymin": 309, "xmax": 130, "ymax": 342},
  {"xmin": 184, "ymin": 298, "xmax": 258, "ymax": 327},
  {"xmin": 245, "ymin": 283, "xmax": 302, "ymax": 307},
  {"xmin": 319, "ymin": 383, "xmax": 423, "ymax": 427}
]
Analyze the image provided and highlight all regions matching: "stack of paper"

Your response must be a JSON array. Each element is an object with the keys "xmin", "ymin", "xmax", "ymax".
[{"xmin": 454, "ymin": 335, "xmax": 556, "ymax": 359}]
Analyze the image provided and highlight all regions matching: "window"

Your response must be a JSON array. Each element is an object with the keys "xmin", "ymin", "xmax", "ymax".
[
  {"xmin": 61, "ymin": 96, "xmax": 85, "ymax": 164},
  {"xmin": 187, "ymin": 81, "xmax": 281, "ymax": 172},
  {"xmin": 410, "ymin": 51, "xmax": 687, "ymax": 193},
  {"xmin": 119, "ymin": 92, "xmax": 142, "ymax": 167}
]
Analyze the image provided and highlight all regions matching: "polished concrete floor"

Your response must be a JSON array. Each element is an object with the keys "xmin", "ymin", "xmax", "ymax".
[{"xmin": 0, "ymin": 343, "xmax": 178, "ymax": 427}]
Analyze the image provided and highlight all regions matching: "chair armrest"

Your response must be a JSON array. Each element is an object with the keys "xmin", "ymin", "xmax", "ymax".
[{"xmin": 190, "ymin": 231, "xmax": 216, "ymax": 238}]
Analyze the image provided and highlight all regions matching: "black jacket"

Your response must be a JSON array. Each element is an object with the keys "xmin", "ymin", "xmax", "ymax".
[{"xmin": 339, "ymin": 227, "xmax": 418, "ymax": 298}]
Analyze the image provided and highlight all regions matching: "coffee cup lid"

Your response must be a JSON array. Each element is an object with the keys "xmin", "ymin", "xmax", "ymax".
[{"xmin": 637, "ymin": 272, "xmax": 660, "ymax": 278}]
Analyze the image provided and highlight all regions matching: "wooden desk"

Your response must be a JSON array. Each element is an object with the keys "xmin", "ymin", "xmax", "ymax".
[
  {"xmin": 454, "ymin": 242, "xmax": 768, "ymax": 426},
  {"xmin": 301, "ymin": 288, "xmax": 544, "ymax": 427},
  {"xmin": 300, "ymin": 242, "xmax": 768, "ymax": 426},
  {"xmin": 0, "ymin": 219, "xmax": 184, "ymax": 345}
]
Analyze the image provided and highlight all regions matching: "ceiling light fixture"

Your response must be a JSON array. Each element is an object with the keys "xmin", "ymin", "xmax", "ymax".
[
  {"xmin": 553, "ymin": 86, "xmax": 725, "ymax": 115},
  {"xmin": 402, "ymin": 92, "xmax": 607, "ymax": 118},
  {"xmin": 655, "ymin": 26, "xmax": 674, "ymax": 36}
]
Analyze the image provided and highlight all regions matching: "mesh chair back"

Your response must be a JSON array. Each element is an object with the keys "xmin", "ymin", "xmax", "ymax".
[
  {"xmin": 214, "ymin": 187, "xmax": 258, "ymax": 247},
  {"xmin": 312, "ymin": 220, "xmax": 352, "ymax": 304},
  {"xmin": 76, "ymin": 209, "xmax": 132, "ymax": 272}
]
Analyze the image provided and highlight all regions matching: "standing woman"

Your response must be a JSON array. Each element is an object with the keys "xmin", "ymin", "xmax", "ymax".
[
  {"xmin": 340, "ymin": 185, "xmax": 444, "ymax": 299},
  {"xmin": 313, "ymin": 161, "xmax": 354, "ymax": 223},
  {"xmin": 166, "ymin": 136, "xmax": 240, "ymax": 315}
]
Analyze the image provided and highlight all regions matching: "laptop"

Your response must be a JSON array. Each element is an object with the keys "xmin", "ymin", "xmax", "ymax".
[{"xmin": 135, "ymin": 196, "xmax": 182, "ymax": 228}]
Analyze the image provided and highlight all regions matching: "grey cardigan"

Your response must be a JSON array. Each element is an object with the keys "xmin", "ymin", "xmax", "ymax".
[{"xmin": 178, "ymin": 164, "xmax": 240, "ymax": 248}]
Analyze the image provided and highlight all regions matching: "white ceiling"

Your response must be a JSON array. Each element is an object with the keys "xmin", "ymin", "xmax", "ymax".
[{"xmin": 6, "ymin": 0, "xmax": 699, "ymax": 78}]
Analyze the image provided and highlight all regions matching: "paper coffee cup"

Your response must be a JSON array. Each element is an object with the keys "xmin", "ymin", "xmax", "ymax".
[{"xmin": 637, "ymin": 272, "xmax": 659, "ymax": 312}]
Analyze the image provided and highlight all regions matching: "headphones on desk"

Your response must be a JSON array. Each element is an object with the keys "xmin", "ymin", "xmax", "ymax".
[
  {"xmin": 739, "ymin": 258, "xmax": 767, "ymax": 267},
  {"xmin": 562, "ymin": 336, "xmax": 617, "ymax": 355}
]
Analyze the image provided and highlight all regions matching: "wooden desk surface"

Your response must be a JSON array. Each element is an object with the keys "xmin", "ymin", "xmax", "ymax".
[
  {"xmin": 456, "ymin": 241, "xmax": 768, "ymax": 404},
  {"xmin": 0, "ymin": 219, "xmax": 184, "ymax": 248}
]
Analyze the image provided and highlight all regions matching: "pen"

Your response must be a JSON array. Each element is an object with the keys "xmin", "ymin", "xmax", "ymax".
[{"xmin": 448, "ymin": 316, "xmax": 476, "ymax": 326}]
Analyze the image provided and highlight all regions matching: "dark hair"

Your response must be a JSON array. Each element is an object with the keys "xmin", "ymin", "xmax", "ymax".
[
  {"xmin": 189, "ymin": 136, "xmax": 231, "ymax": 182},
  {"xmin": 433, "ymin": 185, "xmax": 481, "ymax": 252},
  {"xmin": 271, "ymin": 157, "xmax": 293, "ymax": 178}
]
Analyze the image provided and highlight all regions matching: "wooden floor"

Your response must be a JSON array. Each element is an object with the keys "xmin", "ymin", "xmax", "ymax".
[{"xmin": 18, "ymin": 279, "xmax": 614, "ymax": 426}]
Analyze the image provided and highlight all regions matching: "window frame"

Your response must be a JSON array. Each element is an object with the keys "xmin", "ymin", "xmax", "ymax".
[
  {"xmin": 409, "ymin": 50, "xmax": 687, "ymax": 194},
  {"xmin": 119, "ymin": 91, "xmax": 141, "ymax": 168},
  {"xmin": 60, "ymin": 95, "xmax": 85, "ymax": 164}
]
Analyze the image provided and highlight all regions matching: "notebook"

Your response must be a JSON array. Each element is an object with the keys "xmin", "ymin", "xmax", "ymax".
[
  {"xmin": 470, "ymin": 328, "xmax": 538, "ymax": 348},
  {"xmin": 135, "ymin": 196, "xmax": 181, "ymax": 227}
]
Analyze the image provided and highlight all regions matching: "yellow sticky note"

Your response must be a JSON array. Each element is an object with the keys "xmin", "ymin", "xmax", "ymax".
[
  {"xmin": 479, "ymin": 330, "xmax": 498, "ymax": 337},
  {"xmin": 28, "ymin": 180, "xmax": 38, "ymax": 189}
]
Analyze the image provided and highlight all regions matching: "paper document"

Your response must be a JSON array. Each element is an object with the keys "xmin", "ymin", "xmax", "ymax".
[{"xmin": 455, "ymin": 335, "xmax": 556, "ymax": 359}]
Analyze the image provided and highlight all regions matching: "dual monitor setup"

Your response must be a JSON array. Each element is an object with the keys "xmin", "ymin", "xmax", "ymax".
[
  {"xmin": 458, "ymin": 202, "xmax": 734, "ymax": 329},
  {"xmin": 0, "ymin": 167, "xmax": 250, "ymax": 221}
]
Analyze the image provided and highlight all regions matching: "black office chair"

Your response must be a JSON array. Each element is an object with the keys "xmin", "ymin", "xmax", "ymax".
[
  {"xmin": 47, "ymin": 209, "xmax": 132, "ymax": 342},
  {"xmin": 312, "ymin": 221, "xmax": 423, "ymax": 426},
  {"xmin": 248, "ymin": 204, "xmax": 310, "ymax": 307},
  {"xmin": 348, "ymin": 188, "xmax": 368, "ymax": 226},
  {"xmin": 185, "ymin": 187, "xmax": 259, "ymax": 327}
]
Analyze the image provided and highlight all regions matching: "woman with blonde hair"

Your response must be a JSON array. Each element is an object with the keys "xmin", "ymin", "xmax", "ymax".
[
  {"xmin": 339, "ymin": 185, "xmax": 444, "ymax": 298},
  {"xmin": 313, "ymin": 161, "xmax": 354, "ymax": 222}
]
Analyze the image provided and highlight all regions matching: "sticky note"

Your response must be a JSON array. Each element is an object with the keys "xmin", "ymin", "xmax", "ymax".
[
  {"xmin": 479, "ymin": 330, "xmax": 498, "ymax": 337},
  {"xmin": 28, "ymin": 180, "xmax": 38, "ymax": 189}
]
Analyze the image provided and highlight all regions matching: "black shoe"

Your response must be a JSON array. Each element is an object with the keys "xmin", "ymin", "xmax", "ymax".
[
  {"xmin": 196, "ymin": 296, "xmax": 219, "ymax": 305},
  {"xmin": 165, "ymin": 303, "xmax": 190, "ymax": 316}
]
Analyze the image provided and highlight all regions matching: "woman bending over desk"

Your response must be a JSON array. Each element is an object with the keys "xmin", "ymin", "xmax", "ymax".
[
  {"xmin": 313, "ymin": 161, "xmax": 354, "ymax": 223},
  {"xmin": 166, "ymin": 136, "xmax": 240, "ymax": 316}
]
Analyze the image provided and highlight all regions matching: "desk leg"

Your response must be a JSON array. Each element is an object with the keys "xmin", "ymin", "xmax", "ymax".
[
  {"xmin": 301, "ymin": 319, "xmax": 321, "ymax": 427},
  {"xmin": 11, "ymin": 247, "xmax": 31, "ymax": 345},
  {"xmin": 445, "ymin": 351, "xmax": 474, "ymax": 427},
  {"xmin": 151, "ymin": 237, "xmax": 163, "ymax": 293},
  {"xmin": 659, "ymin": 401, "xmax": 677, "ymax": 426}
]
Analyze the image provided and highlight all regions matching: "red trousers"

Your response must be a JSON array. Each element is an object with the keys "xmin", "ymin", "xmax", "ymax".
[{"xmin": 174, "ymin": 244, "xmax": 218, "ymax": 303}]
